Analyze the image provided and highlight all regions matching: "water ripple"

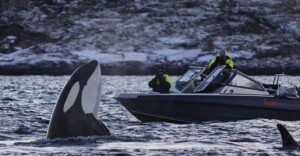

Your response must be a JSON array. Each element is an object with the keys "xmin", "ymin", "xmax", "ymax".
[{"xmin": 14, "ymin": 124, "xmax": 33, "ymax": 135}]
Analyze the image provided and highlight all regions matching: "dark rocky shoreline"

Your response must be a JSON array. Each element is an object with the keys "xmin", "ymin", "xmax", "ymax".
[{"xmin": 0, "ymin": 61, "xmax": 299, "ymax": 76}]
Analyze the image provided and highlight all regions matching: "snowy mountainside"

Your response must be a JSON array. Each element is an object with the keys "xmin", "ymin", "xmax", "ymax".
[{"xmin": 0, "ymin": 0, "xmax": 299, "ymax": 75}]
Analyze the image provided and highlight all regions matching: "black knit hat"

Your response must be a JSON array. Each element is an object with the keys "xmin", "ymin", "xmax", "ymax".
[{"xmin": 158, "ymin": 68, "xmax": 166, "ymax": 73}]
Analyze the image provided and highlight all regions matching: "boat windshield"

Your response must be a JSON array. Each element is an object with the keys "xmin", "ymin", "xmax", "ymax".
[
  {"xmin": 175, "ymin": 67, "xmax": 206, "ymax": 92},
  {"xmin": 230, "ymin": 73, "xmax": 264, "ymax": 91},
  {"xmin": 193, "ymin": 66, "xmax": 226, "ymax": 92},
  {"xmin": 177, "ymin": 69, "xmax": 198, "ymax": 82}
]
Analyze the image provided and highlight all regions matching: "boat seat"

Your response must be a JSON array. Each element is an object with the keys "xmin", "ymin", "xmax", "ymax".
[{"xmin": 263, "ymin": 84, "xmax": 279, "ymax": 95}]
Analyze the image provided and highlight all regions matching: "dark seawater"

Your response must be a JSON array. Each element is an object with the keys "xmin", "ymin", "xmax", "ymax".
[{"xmin": 0, "ymin": 75, "xmax": 300, "ymax": 155}]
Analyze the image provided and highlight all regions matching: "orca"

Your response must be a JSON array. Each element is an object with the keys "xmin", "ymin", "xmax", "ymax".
[
  {"xmin": 277, "ymin": 124, "xmax": 299, "ymax": 148},
  {"xmin": 47, "ymin": 60, "xmax": 110, "ymax": 139}
]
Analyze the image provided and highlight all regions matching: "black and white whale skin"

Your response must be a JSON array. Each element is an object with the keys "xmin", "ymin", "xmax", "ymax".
[
  {"xmin": 277, "ymin": 124, "xmax": 299, "ymax": 148},
  {"xmin": 47, "ymin": 60, "xmax": 110, "ymax": 139}
]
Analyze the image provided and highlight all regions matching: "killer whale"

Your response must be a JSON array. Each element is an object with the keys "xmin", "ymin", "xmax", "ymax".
[
  {"xmin": 47, "ymin": 60, "xmax": 110, "ymax": 139},
  {"xmin": 277, "ymin": 124, "xmax": 299, "ymax": 148}
]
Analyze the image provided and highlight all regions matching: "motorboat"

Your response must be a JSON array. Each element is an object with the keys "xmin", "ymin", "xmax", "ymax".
[{"xmin": 114, "ymin": 66, "xmax": 300, "ymax": 123}]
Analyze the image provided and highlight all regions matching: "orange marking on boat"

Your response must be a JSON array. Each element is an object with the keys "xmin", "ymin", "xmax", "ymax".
[{"xmin": 263, "ymin": 100, "xmax": 278, "ymax": 106}]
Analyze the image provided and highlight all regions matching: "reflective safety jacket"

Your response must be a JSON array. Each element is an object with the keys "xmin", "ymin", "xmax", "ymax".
[
  {"xmin": 148, "ymin": 74, "xmax": 172, "ymax": 93},
  {"xmin": 209, "ymin": 55, "xmax": 233, "ymax": 71}
]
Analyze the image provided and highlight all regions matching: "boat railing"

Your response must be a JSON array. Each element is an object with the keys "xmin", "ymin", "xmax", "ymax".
[
  {"xmin": 273, "ymin": 74, "xmax": 286, "ymax": 86},
  {"xmin": 262, "ymin": 74, "xmax": 300, "ymax": 98}
]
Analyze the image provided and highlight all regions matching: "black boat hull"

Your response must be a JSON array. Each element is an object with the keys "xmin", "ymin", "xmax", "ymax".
[{"xmin": 115, "ymin": 93, "xmax": 300, "ymax": 123}]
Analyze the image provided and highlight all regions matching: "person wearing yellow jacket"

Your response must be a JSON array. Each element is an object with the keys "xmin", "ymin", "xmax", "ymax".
[
  {"xmin": 209, "ymin": 50, "xmax": 233, "ymax": 72},
  {"xmin": 148, "ymin": 68, "xmax": 172, "ymax": 93}
]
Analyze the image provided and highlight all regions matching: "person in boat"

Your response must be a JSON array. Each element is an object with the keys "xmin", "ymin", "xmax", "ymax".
[
  {"xmin": 148, "ymin": 68, "xmax": 172, "ymax": 93},
  {"xmin": 208, "ymin": 50, "xmax": 233, "ymax": 72}
]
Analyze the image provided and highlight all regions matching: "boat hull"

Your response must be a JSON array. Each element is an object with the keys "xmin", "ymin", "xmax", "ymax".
[{"xmin": 115, "ymin": 93, "xmax": 300, "ymax": 123}]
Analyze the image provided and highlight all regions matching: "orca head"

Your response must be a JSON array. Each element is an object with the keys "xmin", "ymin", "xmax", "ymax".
[
  {"xmin": 62, "ymin": 60, "xmax": 102, "ymax": 118},
  {"xmin": 277, "ymin": 124, "xmax": 299, "ymax": 148},
  {"xmin": 47, "ymin": 60, "xmax": 110, "ymax": 138}
]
